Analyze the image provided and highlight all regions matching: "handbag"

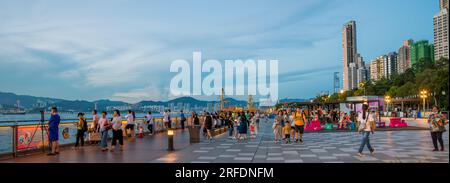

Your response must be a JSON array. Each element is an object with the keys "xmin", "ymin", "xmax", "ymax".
[{"xmin": 89, "ymin": 132, "xmax": 101, "ymax": 141}]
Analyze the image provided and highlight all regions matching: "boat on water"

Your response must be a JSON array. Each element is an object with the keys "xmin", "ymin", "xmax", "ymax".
[{"xmin": 1, "ymin": 109, "xmax": 27, "ymax": 115}]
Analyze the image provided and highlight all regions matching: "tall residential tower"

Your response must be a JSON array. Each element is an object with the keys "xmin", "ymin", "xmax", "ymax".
[
  {"xmin": 434, "ymin": 0, "xmax": 449, "ymax": 61},
  {"xmin": 342, "ymin": 21, "xmax": 358, "ymax": 90}
]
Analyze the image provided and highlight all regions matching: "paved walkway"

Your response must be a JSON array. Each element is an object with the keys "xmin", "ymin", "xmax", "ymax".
[
  {"xmin": 152, "ymin": 121, "xmax": 449, "ymax": 163},
  {"xmin": 1, "ymin": 129, "xmax": 192, "ymax": 163},
  {"xmin": 1, "ymin": 120, "xmax": 448, "ymax": 163}
]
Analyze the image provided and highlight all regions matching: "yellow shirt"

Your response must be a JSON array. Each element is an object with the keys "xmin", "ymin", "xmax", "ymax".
[
  {"xmin": 284, "ymin": 125, "xmax": 291, "ymax": 134},
  {"xmin": 293, "ymin": 112, "xmax": 305, "ymax": 126}
]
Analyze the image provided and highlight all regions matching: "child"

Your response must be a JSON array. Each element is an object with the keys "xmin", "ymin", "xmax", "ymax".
[
  {"xmin": 284, "ymin": 121, "xmax": 292, "ymax": 144},
  {"xmin": 250, "ymin": 121, "xmax": 256, "ymax": 139},
  {"xmin": 138, "ymin": 126, "xmax": 144, "ymax": 138},
  {"xmin": 273, "ymin": 119, "xmax": 280, "ymax": 143}
]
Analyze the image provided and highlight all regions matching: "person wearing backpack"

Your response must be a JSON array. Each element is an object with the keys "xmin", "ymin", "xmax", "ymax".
[
  {"xmin": 74, "ymin": 112, "xmax": 87, "ymax": 150},
  {"xmin": 357, "ymin": 104, "xmax": 376, "ymax": 157}
]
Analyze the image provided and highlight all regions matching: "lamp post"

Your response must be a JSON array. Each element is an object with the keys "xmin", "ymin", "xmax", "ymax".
[
  {"xmin": 167, "ymin": 128, "xmax": 174, "ymax": 151},
  {"xmin": 420, "ymin": 90, "xmax": 428, "ymax": 112},
  {"xmin": 384, "ymin": 96, "xmax": 391, "ymax": 112}
]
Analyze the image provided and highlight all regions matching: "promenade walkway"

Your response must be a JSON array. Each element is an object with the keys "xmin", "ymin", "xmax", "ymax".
[{"xmin": 1, "ymin": 119, "xmax": 448, "ymax": 163}]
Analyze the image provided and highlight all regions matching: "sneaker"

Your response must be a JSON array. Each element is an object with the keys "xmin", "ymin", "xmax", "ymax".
[
  {"xmin": 357, "ymin": 152, "xmax": 365, "ymax": 157},
  {"xmin": 440, "ymin": 148, "xmax": 445, "ymax": 151},
  {"xmin": 370, "ymin": 149, "xmax": 375, "ymax": 156},
  {"xmin": 299, "ymin": 139, "xmax": 303, "ymax": 143},
  {"xmin": 432, "ymin": 149, "xmax": 439, "ymax": 152}
]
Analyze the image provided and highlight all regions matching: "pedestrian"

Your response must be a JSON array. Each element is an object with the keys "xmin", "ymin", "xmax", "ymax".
[
  {"xmin": 89, "ymin": 110, "xmax": 100, "ymax": 144},
  {"xmin": 74, "ymin": 112, "xmax": 87, "ymax": 150},
  {"xmin": 284, "ymin": 121, "xmax": 291, "ymax": 144},
  {"xmin": 99, "ymin": 111, "xmax": 111, "ymax": 151},
  {"xmin": 293, "ymin": 108, "xmax": 306, "ymax": 143},
  {"xmin": 111, "ymin": 110, "xmax": 124, "ymax": 151},
  {"xmin": 125, "ymin": 110, "xmax": 135, "ymax": 137},
  {"xmin": 180, "ymin": 110, "xmax": 186, "ymax": 130},
  {"xmin": 357, "ymin": 104, "xmax": 376, "ymax": 157},
  {"xmin": 273, "ymin": 117, "xmax": 281, "ymax": 143},
  {"xmin": 146, "ymin": 112, "xmax": 154, "ymax": 135},
  {"xmin": 47, "ymin": 107, "xmax": 60, "ymax": 156},
  {"xmin": 275, "ymin": 110, "xmax": 284, "ymax": 142},
  {"xmin": 250, "ymin": 121, "xmax": 256, "ymax": 139},
  {"xmin": 428, "ymin": 106, "xmax": 448, "ymax": 151},
  {"xmin": 204, "ymin": 112, "xmax": 214, "ymax": 141},
  {"xmin": 238, "ymin": 112, "xmax": 248, "ymax": 141},
  {"xmin": 163, "ymin": 110, "xmax": 170, "ymax": 129}
]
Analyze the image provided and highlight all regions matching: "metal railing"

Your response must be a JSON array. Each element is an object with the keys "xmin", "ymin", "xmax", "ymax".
[{"xmin": 0, "ymin": 116, "xmax": 194, "ymax": 157}]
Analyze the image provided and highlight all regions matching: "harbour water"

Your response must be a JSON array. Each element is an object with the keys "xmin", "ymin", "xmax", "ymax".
[{"xmin": 0, "ymin": 112, "xmax": 177, "ymax": 155}]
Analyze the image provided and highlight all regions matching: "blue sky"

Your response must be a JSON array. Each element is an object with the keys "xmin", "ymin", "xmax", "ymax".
[{"xmin": 0, "ymin": 0, "xmax": 439, "ymax": 103}]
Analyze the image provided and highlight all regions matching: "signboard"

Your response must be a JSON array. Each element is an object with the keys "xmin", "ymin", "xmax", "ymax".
[{"xmin": 17, "ymin": 125, "xmax": 49, "ymax": 151}]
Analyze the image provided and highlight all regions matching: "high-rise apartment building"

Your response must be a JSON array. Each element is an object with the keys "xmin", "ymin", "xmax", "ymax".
[
  {"xmin": 387, "ymin": 52, "xmax": 398, "ymax": 78},
  {"xmin": 410, "ymin": 40, "xmax": 435, "ymax": 66},
  {"xmin": 434, "ymin": 1, "xmax": 449, "ymax": 61},
  {"xmin": 342, "ymin": 21, "xmax": 358, "ymax": 90},
  {"xmin": 370, "ymin": 55, "xmax": 387, "ymax": 81},
  {"xmin": 441, "ymin": 0, "xmax": 449, "ymax": 10},
  {"xmin": 397, "ymin": 40, "xmax": 413, "ymax": 74}
]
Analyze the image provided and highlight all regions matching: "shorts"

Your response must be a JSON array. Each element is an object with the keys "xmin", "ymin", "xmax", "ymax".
[
  {"xmin": 125, "ymin": 124, "xmax": 135, "ymax": 130},
  {"xmin": 48, "ymin": 127, "xmax": 59, "ymax": 141},
  {"xmin": 295, "ymin": 125, "xmax": 304, "ymax": 134}
]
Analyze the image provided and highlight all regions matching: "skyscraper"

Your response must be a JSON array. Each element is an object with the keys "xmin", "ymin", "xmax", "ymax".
[
  {"xmin": 397, "ymin": 40, "xmax": 413, "ymax": 74},
  {"xmin": 386, "ymin": 52, "xmax": 398, "ymax": 78},
  {"xmin": 356, "ymin": 54, "xmax": 367, "ymax": 85},
  {"xmin": 434, "ymin": 0, "xmax": 449, "ymax": 61},
  {"xmin": 342, "ymin": 21, "xmax": 358, "ymax": 90},
  {"xmin": 410, "ymin": 40, "xmax": 435, "ymax": 66}
]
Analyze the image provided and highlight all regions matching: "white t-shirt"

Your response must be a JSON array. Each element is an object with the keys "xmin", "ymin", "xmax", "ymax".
[
  {"xmin": 358, "ymin": 112, "xmax": 374, "ymax": 131},
  {"xmin": 126, "ymin": 114, "xmax": 135, "ymax": 125},
  {"xmin": 163, "ymin": 112, "xmax": 169, "ymax": 123},
  {"xmin": 98, "ymin": 117, "xmax": 109, "ymax": 130},
  {"xmin": 146, "ymin": 114, "xmax": 153, "ymax": 124}
]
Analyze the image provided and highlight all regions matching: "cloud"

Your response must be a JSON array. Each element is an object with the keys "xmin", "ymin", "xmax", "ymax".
[{"xmin": 111, "ymin": 85, "xmax": 170, "ymax": 103}]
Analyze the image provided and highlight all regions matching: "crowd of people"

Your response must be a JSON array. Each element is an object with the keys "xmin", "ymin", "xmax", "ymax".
[
  {"xmin": 45, "ymin": 104, "xmax": 447, "ymax": 157},
  {"xmin": 190, "ymin": 111, "xmax": 268, "ymax": 142}
]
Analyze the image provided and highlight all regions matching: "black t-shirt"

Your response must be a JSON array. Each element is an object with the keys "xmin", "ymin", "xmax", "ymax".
[{"xmin": 205, "ymin": 115, "xmax": 213, "ymax": 128}]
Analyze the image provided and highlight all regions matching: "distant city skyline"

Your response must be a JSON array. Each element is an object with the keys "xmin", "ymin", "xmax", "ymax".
[{"xmin": 0, "ymin": 0, "xmax": 439, "ymax": 103}]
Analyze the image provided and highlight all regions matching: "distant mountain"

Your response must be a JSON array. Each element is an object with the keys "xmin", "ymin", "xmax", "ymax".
[
  {"xmin": 0, "ymin": 91, "xmax": 65, "ymax": 108},
  {"xmin": 0, "ymin": 91, "xmax": 249, "ymax": 112}
]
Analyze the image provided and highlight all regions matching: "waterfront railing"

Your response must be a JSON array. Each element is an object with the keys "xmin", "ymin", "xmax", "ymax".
[{"xmin": 0, "ymin": 116, "xmax": 193, "ymax": 158}]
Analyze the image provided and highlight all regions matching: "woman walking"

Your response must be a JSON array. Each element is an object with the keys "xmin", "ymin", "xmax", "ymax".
[
  {"xmin": 111, "ymin": 110, "xmax": 124, "ymax": 151},
  {"xmin": 99, "ymin": 111, "xmax": 111, "ymax": 151},
  {"xmin": 357, "ymin": 104, "xmax": 376, "ymax": 157},
  {"xmin": 428, "ymin": 106, "xmax": 448, "ymax": 151}
]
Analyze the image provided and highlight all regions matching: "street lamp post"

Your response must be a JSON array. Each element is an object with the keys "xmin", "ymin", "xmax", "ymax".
[
  {"xmin": 384, "ymin": 96, "xmax": 391, "ymax": 113},
  {"xmin": 420, "ymin": 90, "xmax": 428, "ymax": 112}
]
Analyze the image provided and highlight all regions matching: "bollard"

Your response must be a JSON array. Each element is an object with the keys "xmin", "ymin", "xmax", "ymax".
[{"xmin": 167, "ymin": 128, "xmax": 174, "ymax": 151}]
